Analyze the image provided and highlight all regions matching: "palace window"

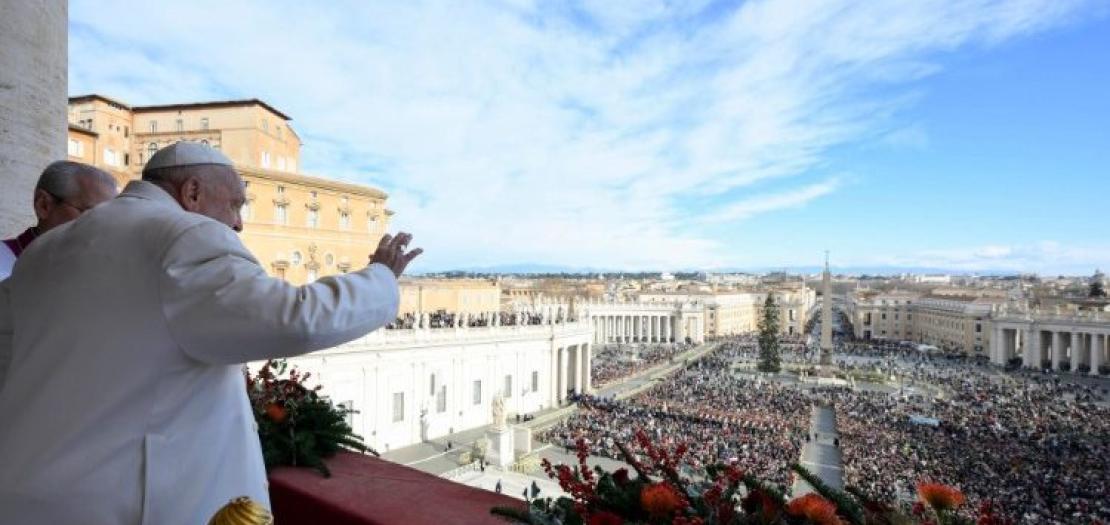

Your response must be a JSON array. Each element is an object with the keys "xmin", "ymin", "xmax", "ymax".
[
  {"xmin": 148, "ymin": 142, "xmax": 158, "ymax": 157},
  {"xmin": 260, "ymin": 151, "xmax": 271, "ymax": 168},
  {"xmin": 175, "ymin": 119, "xmax": 183, "ymax": 132},
  {"xmin": 277, "ymin": 185, "xmax": 285, "ymax": 195},
  {"xmin": 291, "ymin": 251, "xmax": 302, "ymax": 266},
  {"xmin": 472, "ymin": 380, "xmax": 482, "ymax": 406},
  {"xmin": 275, "ymin": 205, "xmax": 287, "ymax": 225},
  {"xmin": 339, "ymin": 211, "xmax": 350, "ymax": 230},
  {"xmin": 67, "ymin": 139, "xmax": 83, "ymax": 157},
  {"xmin": 200, "ymin": 117, "xmax": 209, "ymax": 130},
  {"xmin": 307, "ymin": 209, "xmax": 318, "ymax": 228},
  {"xmin": 392, "ymin": 392, "xmax": 404, "ymax": 422},
  {"xmin": 150, "ymin": 121, "xmax": 157, "ymax": 133}
]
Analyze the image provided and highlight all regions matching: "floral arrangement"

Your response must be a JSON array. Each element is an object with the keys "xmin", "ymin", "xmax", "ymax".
[
  {"xmin": 245, "ymin": 359, "xmax": 375, "ymax": 477},
  {"xmin": 491, "ymin": 430, "xmax": 1010, "ymax": 525}
]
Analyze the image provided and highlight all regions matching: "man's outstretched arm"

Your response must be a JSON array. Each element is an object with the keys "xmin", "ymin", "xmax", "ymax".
[{"xmin": 159, "ymin": 221, "xmax": 421, "ymax": 365}]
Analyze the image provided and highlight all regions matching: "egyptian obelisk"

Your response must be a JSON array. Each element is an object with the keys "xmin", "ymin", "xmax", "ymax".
[{"xmin": 819, "ymin": 251, "xmax": 833, "ymax": 365}]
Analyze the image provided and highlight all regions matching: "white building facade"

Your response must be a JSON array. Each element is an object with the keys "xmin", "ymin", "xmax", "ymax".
[
  {"xmin": 267, "ymin": 320, "xmax": 593, "ymax": 453},
  {"xmin": 990, "ymin": 305, "xmax": 1110, "ymax": 375}
]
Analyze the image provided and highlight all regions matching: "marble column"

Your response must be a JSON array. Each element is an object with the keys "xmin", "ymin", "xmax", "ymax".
[
  {"xmin": 991, "ymin": 325, "xmax": 1004, "ymax": 365},
  {"xmin": 0, "ymin": 0, "xmax": 67, "ymax": 236},
  {"xmin": 549, "ymin": 340, "xmax": 559, "ymax": 406},
  {"xmin": 577, "ymin": 344, "xmax": 586, "ymax": 392},
  {"xmin": 1092, "ymin": 334, "xmax": 1105, "ymax": 377},
  {"xmin": 557, "ymin": 347, "xmax": 568, "ymax": 403},
  {"xmin": 1023, "ymin": 327, "xmax": 1035, "ymax": 369},
  {"xmin": 581, "ymin": 341, "xmax": 590, "ymax": 390},
  {"xmin": 1052, "ymin": 332, "xmax": 1066, "ymax": 371},
  {"xmin": 1071, "ymin": 332, "xmax": 1083, "ymax": 372}
]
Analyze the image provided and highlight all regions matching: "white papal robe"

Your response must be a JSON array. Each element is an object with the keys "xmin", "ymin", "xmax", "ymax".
[{"xmin": 0, "ymin": 181, "xmax": 399, "ymax": 525}]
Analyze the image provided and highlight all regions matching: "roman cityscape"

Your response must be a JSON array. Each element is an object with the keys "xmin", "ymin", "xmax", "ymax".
[{"xmin": 1, "ymin": 2, "xmax": 1107, "ymax": 524}]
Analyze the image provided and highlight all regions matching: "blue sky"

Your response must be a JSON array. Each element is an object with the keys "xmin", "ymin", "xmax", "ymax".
[{"xmin": 68, "ymin": 1, "xmax": 1110, "ymax": 274}]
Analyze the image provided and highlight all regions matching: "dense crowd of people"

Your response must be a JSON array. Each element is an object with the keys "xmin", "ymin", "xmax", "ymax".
[
  {"xmin": 589, "ymin": 343, "xmax": 692, "ymax": 387},
  {"xmin": 545, "ymin": 338, "xmax": 810, "ymax": 489},
  {"xmin": 831, "ymin": 355, "xmax": 1110, "ymax": 523},
  {"xmin": 543, "ymin": 332, "xmax": 1110, "ymax": 523},
  {"xmin": 385, "ymin": 310, "xmax": 558, "ymax": 329}
]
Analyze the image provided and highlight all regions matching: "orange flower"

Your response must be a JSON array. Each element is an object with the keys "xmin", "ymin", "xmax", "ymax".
[
  {"xmin": 787, "ymin": 493, "xmax": 843, "ymax": 525},
  {"xmin": 264, "ymin": 403, "xmax": 287, "ymax": 424},
  {"xmin": 640, "ymin": 482, "xmax": 683, "ymax": 517},
  {"xmin": 917, "ymin": 482, "xmax": 966, "ymax": 511}
]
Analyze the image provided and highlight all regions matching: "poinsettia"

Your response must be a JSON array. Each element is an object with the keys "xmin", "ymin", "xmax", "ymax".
[{"xmin": 245, "ymin": 359, "xmax": 375, "ymax": 477}]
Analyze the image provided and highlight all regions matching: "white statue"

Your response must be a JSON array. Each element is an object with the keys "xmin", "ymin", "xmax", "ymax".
[{"xmin": 491, "ymin": 392, "xmax": 506, "ymax": 431}]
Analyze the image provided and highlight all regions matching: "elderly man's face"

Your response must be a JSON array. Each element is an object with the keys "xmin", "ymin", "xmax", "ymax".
[
  {"xmin": 34, "ymin": 175, "xmax": 118, "ymax": 232},
  {"xmin": 190, "ymin": 166, "xmax": 246, "ymax": 232}
]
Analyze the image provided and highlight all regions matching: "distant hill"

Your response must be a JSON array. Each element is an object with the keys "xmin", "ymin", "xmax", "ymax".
[{"xmin": 417, "ymin": 262, "xmax": 1025, "ymax": 277}]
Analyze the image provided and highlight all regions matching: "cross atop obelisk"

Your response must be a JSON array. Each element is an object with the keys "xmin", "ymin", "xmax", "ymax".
[{"xmin": 819, "ymin": 251, "xmax": 833, "ymax": 365}]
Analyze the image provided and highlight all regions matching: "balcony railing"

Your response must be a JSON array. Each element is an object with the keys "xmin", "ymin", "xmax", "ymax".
[{"xmin": 269, "ymin": 451, "xmax": 523, "ymax": 525}]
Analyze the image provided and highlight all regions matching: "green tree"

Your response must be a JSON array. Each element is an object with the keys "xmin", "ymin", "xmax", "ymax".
[
  {"xmin": 1090, "ymin": 270, "xmax": 1107, "ymax": 298},
  {"xmin": 757, "ymin": 294, "xmax": 781, "ymax": 373}
]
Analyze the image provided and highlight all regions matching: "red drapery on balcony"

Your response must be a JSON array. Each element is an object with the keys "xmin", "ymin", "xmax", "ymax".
[{"xmin": 269, "ymin": 452, "xmax": 526, "ymax": 525}]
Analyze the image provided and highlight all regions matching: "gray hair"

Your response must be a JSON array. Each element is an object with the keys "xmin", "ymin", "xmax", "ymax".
[{"xmin": 35, "ymin": 161, "xmax": 115, "ymax": 199}]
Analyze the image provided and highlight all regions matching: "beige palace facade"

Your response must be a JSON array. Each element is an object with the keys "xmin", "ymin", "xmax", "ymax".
[
  {"xmin": 846, "ymin": 289, "xmax": 999, "ymax": 355},
  {"xmin": 66, "ymin": 94, "xmax": 391, "ymax": 285},
  {"xmin": 397, "ymin": 279, "xmax": 502, "ymax": 316}
]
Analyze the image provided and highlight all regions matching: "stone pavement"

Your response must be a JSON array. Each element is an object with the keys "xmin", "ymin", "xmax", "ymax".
[{"xmin": 792, "ymin": 405, "xmax": 844, "ymax": 496}]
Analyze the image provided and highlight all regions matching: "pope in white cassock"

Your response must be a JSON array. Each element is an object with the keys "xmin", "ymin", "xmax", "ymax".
[{"xmin": 0, "ymin": 143, "xmax": 421, "ymax": 525}]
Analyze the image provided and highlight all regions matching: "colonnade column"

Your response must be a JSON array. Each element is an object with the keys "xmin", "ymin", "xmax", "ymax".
[
  {"xmin": 1092, "ymin": 335, "xmax": 1105, "ymax": 377},
  {"xmin": 577, "ymin": 344, "xmax": 586, "ymax": 392},
  {"xmin": 581, "ymin": 343, "xmax": 592, "ymax": 393},
  {"xmin": 999, "ymin": 324, "xmax": 1007, "ymax": 364},
  {"xmin": 557, "ymin": 347, "xmax": 568, "ymax": 403},
  {"xmin": 1070, "ymin": 332, "xmax": 1082, "ymax": 372},
  {"xmin": 549, "ymin": 341, "xmax": 559, "ymax": 407},
  {"xmin": 1025, "ymin": 327, "xmax": 1038, "ymax": 369},
  {"xmin": 1052, "ymin": 332, "xmax": 1066, "ymax": 370}
]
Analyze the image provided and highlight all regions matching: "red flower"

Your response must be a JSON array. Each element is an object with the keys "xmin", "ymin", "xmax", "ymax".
[
  {"xmin": 641, "ymin": 482, "xmax": 683, "ymax": 517},
  {"xmin": 917, "ymin": 482, "xmax": 966, "ymax": 511},
  {"xmin": 264, "ymin": 403, "xmax": 287, "ymax": 423},
  {"xmin": 588, "ymin": 511, "xmax": 624, "ymax": 525},
  {"xmin": 787, "ymin": 493, "xmax": 844, "ymax": 525}
]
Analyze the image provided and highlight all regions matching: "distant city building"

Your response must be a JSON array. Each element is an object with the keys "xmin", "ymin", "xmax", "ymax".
[
  {"xmin": 66, "ymin": 94, "xmax": 391, "ymax": 285},
  {"xmin": 848, "ymin": 288, "xmax": 1016, "ymax": 355}
]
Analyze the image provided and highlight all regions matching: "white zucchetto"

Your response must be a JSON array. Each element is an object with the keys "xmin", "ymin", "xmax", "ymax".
[{"xmin": 143, "ymin": 142, "xmax": 233, "ymax": 173}]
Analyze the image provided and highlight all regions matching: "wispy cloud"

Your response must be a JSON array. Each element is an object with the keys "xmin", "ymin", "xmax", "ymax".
[
  {"xmin": 68, "ymin": 0, "xmax": 1096, "ymax": 270},
  {"xmin": 852, "ymin": 241, "xmax": 1110, "ymax": 274}
]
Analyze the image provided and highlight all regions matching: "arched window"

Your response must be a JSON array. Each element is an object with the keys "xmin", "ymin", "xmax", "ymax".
[{"xmin": 147, "ymin": 143, "xmax": 158, "ymax": 157}]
